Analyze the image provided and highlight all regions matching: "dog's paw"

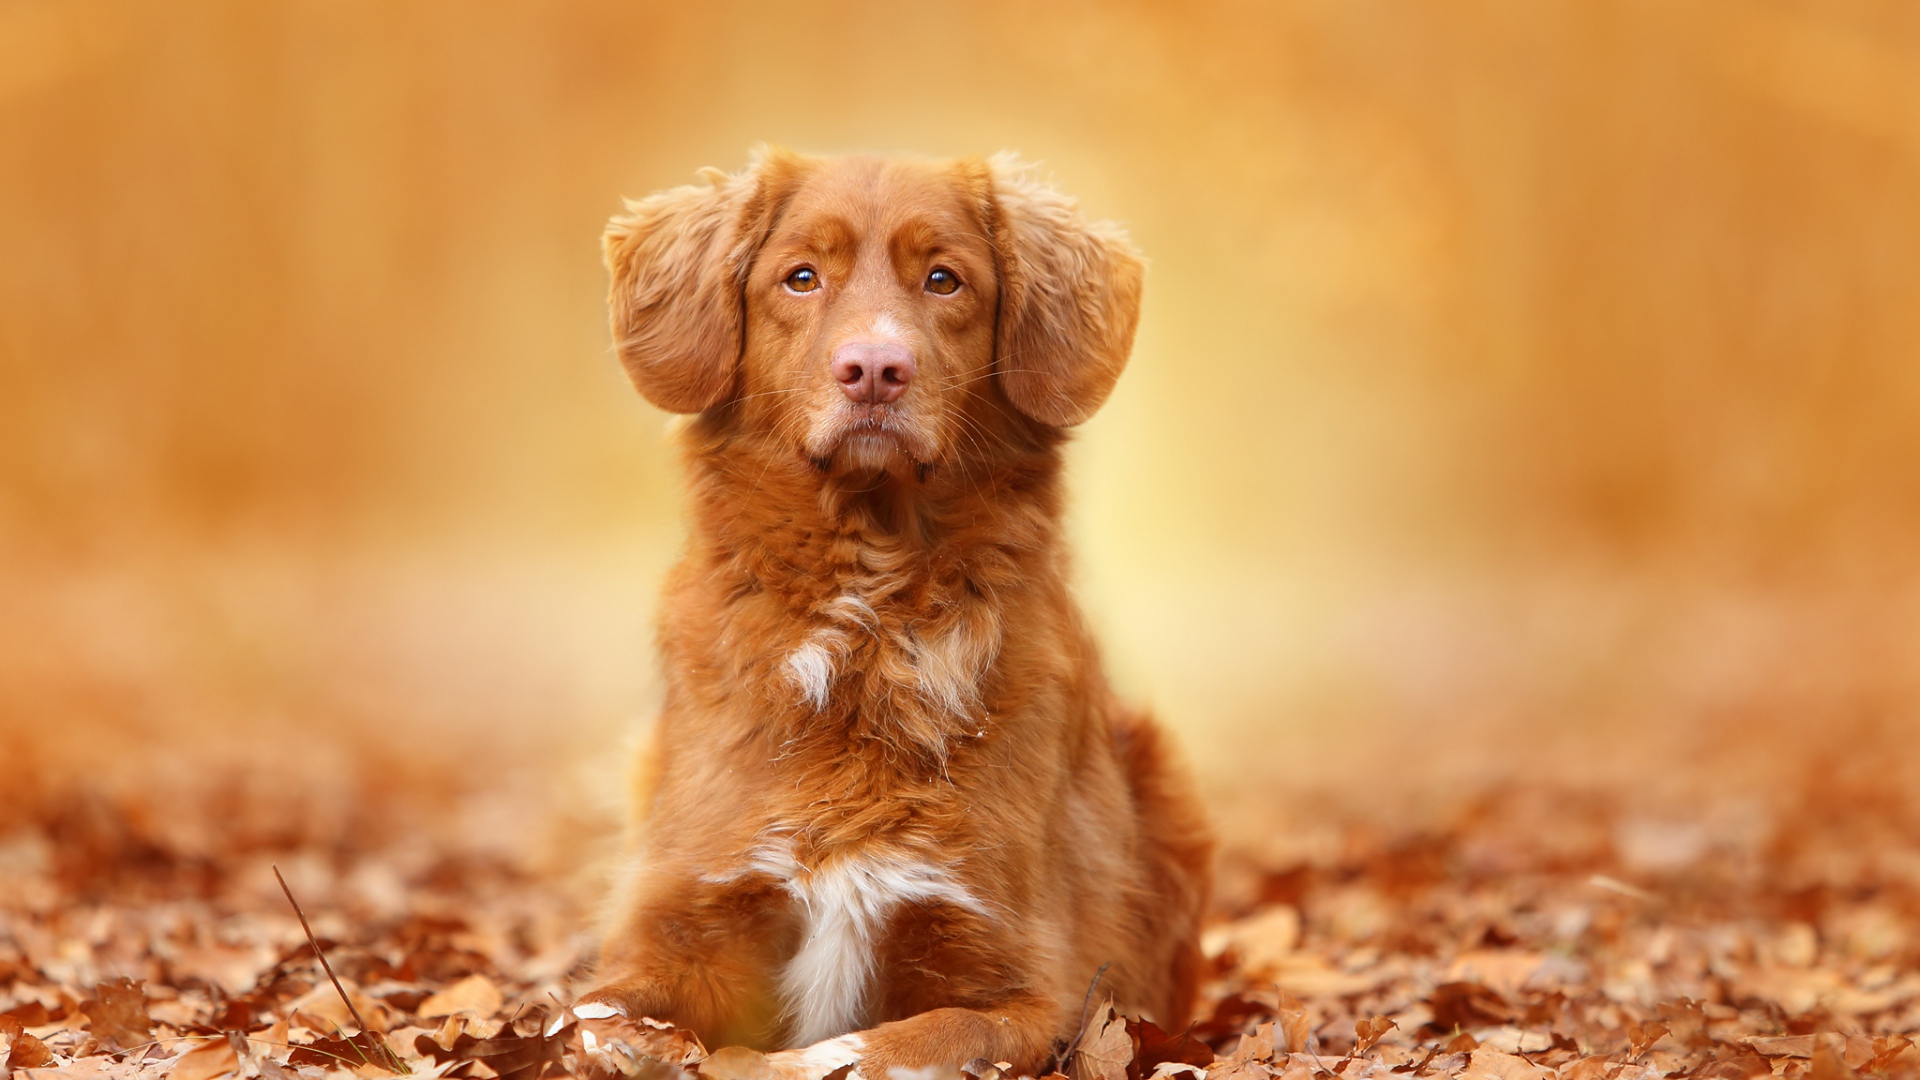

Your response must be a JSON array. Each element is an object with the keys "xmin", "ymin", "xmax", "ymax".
[
  {"xmin": 571, "ymin": 1000, "xmax": 626, "ymax": 1021},
  {"xmin": 572, "ymin": 981, "xmax": 662, "ymax": 1022},
  {"xmin": 765, "ymin": 1034, "xmax": 865, "ymax": 1080}
]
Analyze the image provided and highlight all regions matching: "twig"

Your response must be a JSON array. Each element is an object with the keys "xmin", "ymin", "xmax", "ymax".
[
  {"xmin": 1308, "ymin": 1016, "xmax": 1338, "ymax": 1078},
  {"xmin": 273, "ymin": 864, "xmax": 407, "ymax": 1073},
  {"xmin": 106, "ymin": 1032, "xmax": 374, "ymax": 1070},
  {"xmin": 1059, "ymin": 961, "xmax": 1113, "ymax": 1069}
]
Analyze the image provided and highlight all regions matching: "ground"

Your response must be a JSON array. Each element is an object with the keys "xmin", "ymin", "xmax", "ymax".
[{"xmin": 2, "ymin": 752, "xmax": 1918, "ymax": 1080}]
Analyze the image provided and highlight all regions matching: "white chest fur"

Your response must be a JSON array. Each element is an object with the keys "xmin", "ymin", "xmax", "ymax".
[
  {"xmin": 781, "ymin": 591, "xmax": 1002, "ymax": 724},
  {"xmin": 733, "ymin": 845, "xmax": 988, "ymax": 1046}
]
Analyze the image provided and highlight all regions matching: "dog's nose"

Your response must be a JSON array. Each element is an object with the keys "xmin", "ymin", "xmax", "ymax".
[{"xmin": 831, "ymin": 342, "xmax": 916, "ymax": 405}]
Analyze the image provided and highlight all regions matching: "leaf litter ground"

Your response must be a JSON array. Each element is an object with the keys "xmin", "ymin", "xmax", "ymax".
[{"xmin": 3, "ymin": 754, "xmax": 1919, "ymax": 1080}]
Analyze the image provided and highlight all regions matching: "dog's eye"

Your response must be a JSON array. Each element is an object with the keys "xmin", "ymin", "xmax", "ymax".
[
  {"xmin": 785, "ymin": 267, "xmax": 821, "ymax": 294},
  {"xmin": 925, "ymin": 268, "xmax": 960, "ymax": 295}
]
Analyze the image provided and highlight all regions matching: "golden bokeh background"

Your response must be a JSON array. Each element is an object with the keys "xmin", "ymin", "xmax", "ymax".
[{"xmin": 4, "ymin": 1, "xmax": 1918, "ymax": 863}]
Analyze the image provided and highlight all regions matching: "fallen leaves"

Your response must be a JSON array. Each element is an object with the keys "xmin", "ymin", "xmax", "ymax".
[
  {"xmin": 1066, "ymin": 1001, "xmax": 1224, "ymax": 1080},
  {"xmin": 410, "ymin": 1008, "xmax": 572, "ymax": 1080},
  {"xmin": 6, "ymin": 776, "xmax": 1920, "ymax": 1080},
  {"xmin": 285, "ymin": 1030, "xmax": 407, "ymax": 1074}
]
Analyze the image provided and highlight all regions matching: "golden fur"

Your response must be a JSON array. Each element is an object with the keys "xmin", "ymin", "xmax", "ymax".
[{"xmin": 580, "ymin": 149, "xmax": 1212, "ymax": 1079}]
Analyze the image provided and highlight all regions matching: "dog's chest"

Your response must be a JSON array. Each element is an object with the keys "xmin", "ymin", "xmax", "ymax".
[
  {"xmin": 740, "ymin": 843, "xmax": 988, "ymax": 1046},
  {"xmin": 777, "ymin": 587, "xmax": 1003, "ymax": 728}
]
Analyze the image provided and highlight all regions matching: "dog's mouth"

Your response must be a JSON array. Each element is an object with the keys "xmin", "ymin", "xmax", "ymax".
[{"xmin": 806, "ymin": 406, "xmax": 934, "ymax": 474}]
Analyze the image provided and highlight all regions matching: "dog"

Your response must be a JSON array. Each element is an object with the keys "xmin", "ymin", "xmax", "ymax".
[{"xmin": 573, "ymin": 149, "xmax": 1213, "ymax": 1080}]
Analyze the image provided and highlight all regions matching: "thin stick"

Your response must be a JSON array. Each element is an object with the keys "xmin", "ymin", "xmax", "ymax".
[
  {"xmin": 1060, "ymin": 961, "xmax": 1112, "ymax": 1068},
  {"xmin": 273, "ymin": 865, "xmax": 375, "ymax": 1038},
  {"xmin": 106, "ymin": 1033, "xmax": 370, "ymax": 1070},
  {"xmin": 273, "ymin": 865, "xmax": 401, "ymax": 1071}
]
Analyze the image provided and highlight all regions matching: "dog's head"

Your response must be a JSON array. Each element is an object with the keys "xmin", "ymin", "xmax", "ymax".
[{"xmin": 603, "ymin": 150, "xmax": 1143, "ymax": 477}]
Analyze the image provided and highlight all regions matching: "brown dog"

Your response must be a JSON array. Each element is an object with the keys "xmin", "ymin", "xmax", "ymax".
[{"xmin": 574, "ymin": 149, "xmax": 1212, "ymax": 1080}]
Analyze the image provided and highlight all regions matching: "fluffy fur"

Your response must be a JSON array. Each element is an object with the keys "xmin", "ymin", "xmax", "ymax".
[{"xmin": 580, "ymin": 149, "xmax": 1212, "ymax": 1079}]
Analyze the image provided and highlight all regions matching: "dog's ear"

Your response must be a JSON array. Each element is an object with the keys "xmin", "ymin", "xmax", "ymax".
[
  {"xmin": 604, "ymin": 150, "xmax": 802, "ymax": 413},
  {"xmin": 984, "ymin": 154, "xmax": 1145, "ymax": 427}
]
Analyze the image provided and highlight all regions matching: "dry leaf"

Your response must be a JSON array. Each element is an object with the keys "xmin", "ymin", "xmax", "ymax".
[
  {"xmin": 1694, "ymin": 1051, "xmax": 1774, "ymax": 1080},
  {"xmin": 1227, "ymin": 1023, "xmax": 1275, "ymax": 1065},
  {"xmin": 1355, "ymin": 1017, "xmax": 1397, "ymax": 1055},
  {"xmin": 286, "ymin": 980, "xmax": 385, "ymax": 1035},
  {"xmin": 4, "ymin": 1002, "xmax": 53, "ymax": 1027},
  {"xmin": 1228, "ymin": 907, "xmax": 1303, "ymax": 974},
  {"xmin": 1205, "ymin": 1061, "xmax": 1275, "ymax": 1080},
  {"xmin": 1193, "ymin": 993, "xmax": 1278, "ymax": 1049},
  {"xmin": 78, "ymin": 977, "xmax": 152, "ymax": 1055},
  {"xmin": 1460, "ymin": 1048, "xmax": 1546, "ymax": 1080},
  {"xmin": 1868, "ymin": 1036, "xmax": 1917, "ymax": 1074},
  {"xmin": 1275, "ymin": 995, "xmax": 1310, "ymax": 1056},
  {"xmin": 1072, "ymin": 1003, "xmax": 1135, "ymax": 1080},
  {"xmin": 962, "ymin": 1058, "xmax": 1003, "ymax": 1080},
  {"xmin": 1, "ymin": 1015, "xmax": 56, "ymax": 1069},
  {"xmin": 1745, "ymin": 1036, "xmax": 1815, "ymax": 1059},
  {"xmin": 1558, "ymin": 1056, "xmax": 1613, "ymax": 1080},
  {"xmin": 172, "ymin": 1037, "xmax": 241, "ymax": 1080},
  {"xmin": 1810, "ymin": 1037, "xmax": 1858, "ymax": 1080},
  {"xmin": 1654, "ymin": 999, "xmax": 1706, "ymax": 1047},
  {"xmin": 1132, "ymin": 1017, "xmax": 1215, "ymax": 1076},
  {"xmin": 158, "ymin": 943, "xmax": 275, "ymax": 997},
  {"xmin": 620, "ymin": 1018, "xmax": 708, "ymax": 1067},
  {"xmin": 1445, "ymin": 952, "xmax": 1547, "ymax": 999},
  {"xmin": 1625, "ymin": 1023, "xmax": 1669, "ymax": 1062},
  {"xmin": 1271, "ymin": 958, "xmax": 1385, "ymax": 998},
  {"xmin": 1428, "ymin": 983, "xmax": 1514, "ymax": 1032},
  {"xmin": 418, "ymin": 972, "xmax": 504, "ymax": 1019}
]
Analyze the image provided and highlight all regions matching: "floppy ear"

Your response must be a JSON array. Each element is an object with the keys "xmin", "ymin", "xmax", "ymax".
[
  {"xmin": 603, "ymin": 150, "xmax": 799, "ymax": 413},
  {"xmin": 986, "ymin": 153, "xmax": 1145, "ymax": 427}
]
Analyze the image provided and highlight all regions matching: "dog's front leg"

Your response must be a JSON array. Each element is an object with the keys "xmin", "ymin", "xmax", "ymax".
[
  {"xmin": 578, "ymin": 874, "xmax": 797, "ymax": 1050},
  {"xmin": 767, "ymin": 886, "xmax": 1070, "ymax": 1078},
  {"xmin": 768, "ymin": 996, "xmax": 1061, "ymax": 1080}
]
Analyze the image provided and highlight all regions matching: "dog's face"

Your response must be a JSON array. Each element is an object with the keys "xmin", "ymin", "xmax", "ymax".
[
  {"xmin": 604, "ymin": 150, "xmax": 1143, "ymax": 476},
  {"xmin": 741, "ymin": 158, "xmax": 1000, "ymax": 474}
]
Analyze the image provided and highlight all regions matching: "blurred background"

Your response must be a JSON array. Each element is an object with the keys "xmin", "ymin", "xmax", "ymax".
[{"xmin": 3, "ymin": 0, "xmax": 1919, "ymax": 881}]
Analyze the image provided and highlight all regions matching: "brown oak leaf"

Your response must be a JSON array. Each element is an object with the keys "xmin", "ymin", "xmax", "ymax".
[
  {"xmin": 1130, "ymin": 1017, "xmax": 1215, "ymax": 1078},
  {"xmin": 1072, "ymin": 1003, "xmax": 1135, "ymax": 1080},
  {"xmin": 1626, "ymin": 1022, "xmax": 1669, "ymax": 1061},
  {"xmin": 79, "ymin": 977, "xmax": 152, "ymax": 1055},
  {"xmin": 1354, "ymin": 1017, "xmax": 1397, "ymax": 1056},
  {"xmin": 1427, "ymin": 983, "xmax": 1514, "ymax": 1033},
  {"xmin": 1, "ymin": 1014, "xmax": 56, "ymax": 1068},
  {"xmin": 1275, "ymin": 994, "xmax": 1311, "ymax": 1056},
  {"xmin": 172, "ymin": 1037, "xmax": 241, "ymax": 1080}
]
